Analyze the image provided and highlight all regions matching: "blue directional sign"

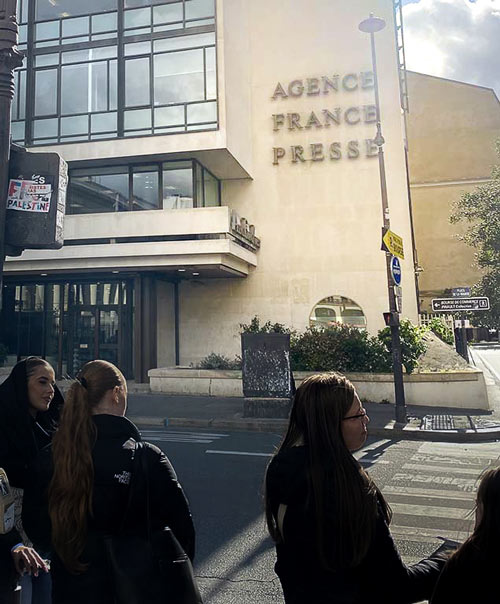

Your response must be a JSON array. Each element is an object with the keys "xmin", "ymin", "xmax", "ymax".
[{"xmin": 390, "ymin": 256, "xmax": 402, "ymax": 286}]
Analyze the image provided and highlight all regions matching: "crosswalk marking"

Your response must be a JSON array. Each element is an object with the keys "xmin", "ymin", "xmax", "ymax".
[
  {"xmin": 390, "ymin": 502, "xmax": 469, "ymax": 520},
  {"xmin": 390, "ymin": 525, "xmax": 470, "ymax": 543},
  {"xmin": 205, "ymin": 450, "xmax": 272, "ymax": 457},
  {"xmin": 140, "ymin": 430, "xmax": 228, "ymax": 444},
  {"xmin": 402, "ymin": 463, "xmax": 484, "ymax": 476},
  {"xmin": 383, "ymin": 485, "xmax": 476, "ymax": 502}
]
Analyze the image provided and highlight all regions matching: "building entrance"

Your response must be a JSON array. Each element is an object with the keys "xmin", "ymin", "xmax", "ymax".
[{"xmin": 1, "ymin": 279, "xmax": 134, "ymax": 379}]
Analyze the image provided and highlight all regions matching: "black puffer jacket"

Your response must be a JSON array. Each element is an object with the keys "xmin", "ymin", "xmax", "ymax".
[
  {"xmin": 266, "ymin": 446, "xmax": 446, "ymax": 604},
  {"xmin": 23, "ymin": 414, "xmax": 195, "ymax": 604}
]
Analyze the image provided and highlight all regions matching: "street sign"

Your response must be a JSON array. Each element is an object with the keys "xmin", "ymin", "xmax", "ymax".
[
  {"xmin": 381, "ymin": 228, "xmax": 404, "ymax": 259},
  {"xmin": 390, "ymin": 256, "xmax": 402, "ymax": 285},
  {"xmin": 432, "ymin": 297, "xmax": 490, "ymax": 312},
  {"xmin": 452, "ymin": 287, "xmax": 471, "ymax": 298}
]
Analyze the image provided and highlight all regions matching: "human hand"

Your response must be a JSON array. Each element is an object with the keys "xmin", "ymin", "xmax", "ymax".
[{"xmin": 11, "ymin": 545, "xmax": 49, "ymax": 576}]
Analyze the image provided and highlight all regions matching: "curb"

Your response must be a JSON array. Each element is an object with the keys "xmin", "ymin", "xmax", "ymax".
[{"xmin": 130, "ymin": 416, "xmax": 500, "ymax": 442}]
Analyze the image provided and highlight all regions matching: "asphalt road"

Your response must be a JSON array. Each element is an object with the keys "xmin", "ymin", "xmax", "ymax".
[
  {"xmin": 140, "ymin": 427, "xmax": 500, "ymax": 604},
  {"xmin": 471, "ymin": 345, "xmax": 500, "ymax": 385}
]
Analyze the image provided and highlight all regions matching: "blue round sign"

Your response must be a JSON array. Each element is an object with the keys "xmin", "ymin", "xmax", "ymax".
[{"xmin": 390, "ymin": 256, "xmax": 402, "ymax": 285}]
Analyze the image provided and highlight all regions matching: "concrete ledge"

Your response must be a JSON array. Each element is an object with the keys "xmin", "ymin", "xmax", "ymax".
[{"xmin": 148, "ymin": 368, "xmax": 489, "ymax": 410}]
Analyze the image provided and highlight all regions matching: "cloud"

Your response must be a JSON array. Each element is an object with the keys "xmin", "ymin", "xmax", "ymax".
[{"xmin": 403, "ymin": 0, "xmax": 500, "ymax": 97}]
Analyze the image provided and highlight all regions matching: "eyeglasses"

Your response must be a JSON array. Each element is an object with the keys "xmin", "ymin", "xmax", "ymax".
[{"xmin": 343, "ymin": 408, "xmax": 368, "ymax": 421}]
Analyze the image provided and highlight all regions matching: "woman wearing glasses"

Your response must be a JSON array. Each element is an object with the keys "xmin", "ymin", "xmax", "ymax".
[{"xmin": 265, "ymin": 372, "xmax": 448, "ymax": 604}]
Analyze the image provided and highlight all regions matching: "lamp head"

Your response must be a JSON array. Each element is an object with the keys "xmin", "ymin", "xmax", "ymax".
[{"xmin": 359, "ymin": 14, "xmax": 386, "ymax": 34}]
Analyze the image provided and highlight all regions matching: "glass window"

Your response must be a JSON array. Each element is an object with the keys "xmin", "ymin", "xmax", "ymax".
[
  {"xmin": 185, "ymin": 0, "xmax": 215, "ymax": 20},
  {"xmin": 36, "ymin": 0, "xmax": 117, "ymax": 20},
  {"xmin": 68, "ymin": 168, "xmax": 129, "ymax": 214},
  {"xmin": 205, "ymin": 46, "xmax": 216, "ymax": 99},
  {"xmin": 154, "ymin": 49, "xmax": 204, "ymax": 104},
  {"xmin": 91, "ymin": 112, "xmax": 117, "ymax": 134},
  {"xmin": 187, "ymin": 101, "xmax": 216, "ymax": 124},
  {"xmin": 124, "ymin": 7, "xmax": 151, "ymax": 29},
  {"xmin": 154, "ymin": 32, "xmax": 215, "ymax": 53},
  {"xmin": 61, "ymin": 64, "xmax": 88, "ymax": 114},
  {"xmin": 132, "ymin": 167, "xmax": 159, "ymax": 211},
  {"xmin": 61, "ymin": 115, "xmax": 89, "ymax": 136},
  {"xmin": 34, "ymin": 69, "xmax": 57, "ymax": 116},
  {"xmin": 92, "ymin": 12, "xmax": 117, "ymax": 33},
  {"xmin": 62, "ymin": 16, "xmax": 90, "ymax": 38},
  {"xmin": 125, "ymin": 58, "xmax": 150, "ymax": 107},
  {"xmin": 35, "ymin": 21, "xmax": 59, "ymax": 41},
  {"xmin": 203, "ymin": 169, "xmax": 218, "ymax": 207},
  {"xmin": 11, "ymin": 121, "xmax": 25, "ymax": 142},
  {"xmin": 124, "ymin": 108, "xmax": 152, "ymax": 131},
  {"xmin": 154, "ymin": 3, "xmax": 183, "ymax": 25},
  {"xmin": 309, "ymin": 296, "xmax": 367, "ymax": 330},
  {"xmin": 162, "ymin": 162, "xmax": 193, "ymax": 209},
  {"xmin": 154, "ymin": 105, "xmax": 184, "ymax": 127},
  {"xmin": 35, "ymin": 53, "xmax": 59, "ymax": 67}
]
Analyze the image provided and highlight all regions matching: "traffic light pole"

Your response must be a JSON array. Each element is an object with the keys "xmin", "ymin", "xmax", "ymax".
[
  {"xmin": 368, "ymin": 23, "xmax": 407, "ymax": 425},
  {"xmin": 0, "ymin": 0, "xmax": 22, "ymax": 310}
]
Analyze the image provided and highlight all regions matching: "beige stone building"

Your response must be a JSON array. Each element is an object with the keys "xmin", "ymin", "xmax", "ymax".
[
  {"xmin": 407, "ymin": 71, "xmax": 500, "ymax": 312},
  {"xmin": 2, "ymin": 0, "xmax": 418, "ymax": 379}
]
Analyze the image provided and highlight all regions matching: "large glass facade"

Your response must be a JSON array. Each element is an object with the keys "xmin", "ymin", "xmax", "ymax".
[
  {"xmin": 67, "ymin": 160, "xmax": 219, "ymax": 214},
  {"xmin": 12, "ymin": 0, "xmax": 217, "ymax": 145},
  {"xmin": 0, "ymin": 280, "xmax": 134, "ymax": 378}
]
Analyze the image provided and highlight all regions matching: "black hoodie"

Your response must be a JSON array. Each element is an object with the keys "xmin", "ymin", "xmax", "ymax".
[{"xmin": 0, "ymin": 359, "xmax": 64, "ymax": 489}]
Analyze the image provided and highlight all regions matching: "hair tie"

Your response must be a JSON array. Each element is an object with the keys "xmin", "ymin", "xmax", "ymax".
[{"xmin": 77, "ymin": 376, "xmax": 88, "ymax": 389}]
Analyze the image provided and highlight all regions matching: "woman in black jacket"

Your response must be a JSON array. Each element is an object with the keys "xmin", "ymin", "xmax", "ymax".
[
  {"xmin": 265, "ymin": 372, "xmax": 448, "ymax": 604},
  {"xmin": 430, "ymin": 466, "xmax": 500, "ymax": 604},
  {"xmin": 0, "ymin": 358, "xmax": 63, "ymax": 604},
  {"xmin": 46, "ymin": 359, "xmax": 195, "ymax": 604}
]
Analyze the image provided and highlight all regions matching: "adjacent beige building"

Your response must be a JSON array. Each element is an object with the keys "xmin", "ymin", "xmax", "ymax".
[{"xmin": 407, "ymin": 71, "xmax": 500, "ymax": 312}]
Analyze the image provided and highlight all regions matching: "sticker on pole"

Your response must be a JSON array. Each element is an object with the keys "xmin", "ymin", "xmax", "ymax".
[
  {"xmin": 7, "ymin": 179, "xmax": 52, "ymax": 213},
  {"xmin": 390, "ymin": 256, "xmax": 402, "ymax": 286},
  {"xmin": 381, "ymin": 228, "xmax": 404, "ymax": 259}
]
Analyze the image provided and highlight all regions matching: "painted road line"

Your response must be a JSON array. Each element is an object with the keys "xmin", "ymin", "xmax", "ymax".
[
  {"xmin": 390, "ymin": 502, "xmax": 469, "ymax": 520},
  {"xmin": 402, "ymin": 463, "xmax": 485, "ymax": 476},
  {"xmin": 140, "ymin": 430, "xmax": 228, "ymax": 438},
  {"xmin": 418, "ymin": 442, "xmax": 500, "ymax": 457},
  {"xmin": 390, "ymin": 525, "xmax": 470, "ymax": 543},
  {"xmin": 410, "ymin": 453, "xmax": 497, "ymax": 466},
  {"xmin": 205, "ymin": 450, "xmax": 272, "ymax": 457},
  {"xmin": 358, "ymin": 458, "xmax": 389, "ymax": 465},
  {"xmin": 383, "ymin": 485, "xmax": 476, "ymax": 502},
  {"xmin": 391, "ymin": 473, "xmax": 478, "ymax": 491}
]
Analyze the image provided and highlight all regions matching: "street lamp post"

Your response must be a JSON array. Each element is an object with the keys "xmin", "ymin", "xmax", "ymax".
[
  {"xmin": 359, "ymin": 13, "xmax": 407, "ymax": 425},
  {"xmin": 0, "ymin": 0, "xmax": 22, "ymax": 310}
]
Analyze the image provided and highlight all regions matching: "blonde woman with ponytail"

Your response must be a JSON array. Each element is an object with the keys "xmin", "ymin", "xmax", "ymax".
[{"xmin": 46, "ymin": 360, "xmax": 195, "ymax": 604}]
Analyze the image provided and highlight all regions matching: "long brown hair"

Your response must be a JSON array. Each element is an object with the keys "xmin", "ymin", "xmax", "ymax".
[
  {"xmin": 450, "ymin": 467, "xmax": 500, "ymax": 566},
  {"xmin": 265, "ymin": 372, "xmax": 392, "ymax": 571},
  {"xmin": 48, "ymin": 360, "xmax": 125, "ymax": 573}
]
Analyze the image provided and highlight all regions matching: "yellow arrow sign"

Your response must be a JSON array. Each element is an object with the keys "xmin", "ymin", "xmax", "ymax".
[{"xmin": 382, "ymin": 228, "xmax": 404, "ymax": 259}]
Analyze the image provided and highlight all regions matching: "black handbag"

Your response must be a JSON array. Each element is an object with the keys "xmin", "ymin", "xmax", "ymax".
[{"xmin": 104, "ymin": 442, "xmax": 202, "ymax": 604}]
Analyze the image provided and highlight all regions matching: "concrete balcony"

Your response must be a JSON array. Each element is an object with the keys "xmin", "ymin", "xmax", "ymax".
[{"xmin": 5, "ymin": 206, "xmax": 258, "ymax": 278}]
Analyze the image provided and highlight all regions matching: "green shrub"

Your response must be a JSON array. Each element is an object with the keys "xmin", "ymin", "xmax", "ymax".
[
  {"xmin": 377, "ymin": 318, "xmax": 427, "ymax": 374},
  {"xmin": 290, "ymin": 325, "xmax": 392, "ymax": 373},
  {"xmin": 427, "ymin": 317, "xmax": 454, "ymax": 345},
  {"xmin": 198, "ymin": 353, "xmax": 241, "ymax": 370},
  {"xmin": 240, "ymin": 316, "xmax": 291, "ymax": 334}
]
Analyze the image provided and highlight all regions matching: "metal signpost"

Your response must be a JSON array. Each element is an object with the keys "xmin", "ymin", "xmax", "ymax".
[
  {"xmin": 359, "ymin": 14, "xmax": 407, "ymax": 425},
  {"xmin": 0, "ymin": 0, "xmax": 23, "ymax": 309}
]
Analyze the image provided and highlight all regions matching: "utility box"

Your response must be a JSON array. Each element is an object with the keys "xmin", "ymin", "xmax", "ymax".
[{"xmin": 5, "ymin": 147, "xmax": 67, "ymax": 251}]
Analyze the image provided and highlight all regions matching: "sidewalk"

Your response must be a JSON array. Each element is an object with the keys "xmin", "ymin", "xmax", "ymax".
[{"xmin": 126, "ymin": 390, "xmax": 500, "ymax": 443}]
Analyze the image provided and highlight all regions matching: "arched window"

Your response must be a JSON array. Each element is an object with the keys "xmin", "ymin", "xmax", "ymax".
[{"xmin": 309, "ymin": 296, "xmax": 367, "ymax": 330}]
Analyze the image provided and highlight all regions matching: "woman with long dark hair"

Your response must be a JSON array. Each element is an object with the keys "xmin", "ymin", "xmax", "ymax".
[
  {"xmin": 0, "ymin": 357, "xmax": 63, "ymax": 604},
  {"xmin": 265, "ymin": 372, "xmax": 448, "ymax": 604},
  {"xmin": 430, "ymin": 466, "xmax": 500, "ymax": 604},
  {"xmin": 46, "ymin": 359, "xmax": 195, "ymax": 604}
]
